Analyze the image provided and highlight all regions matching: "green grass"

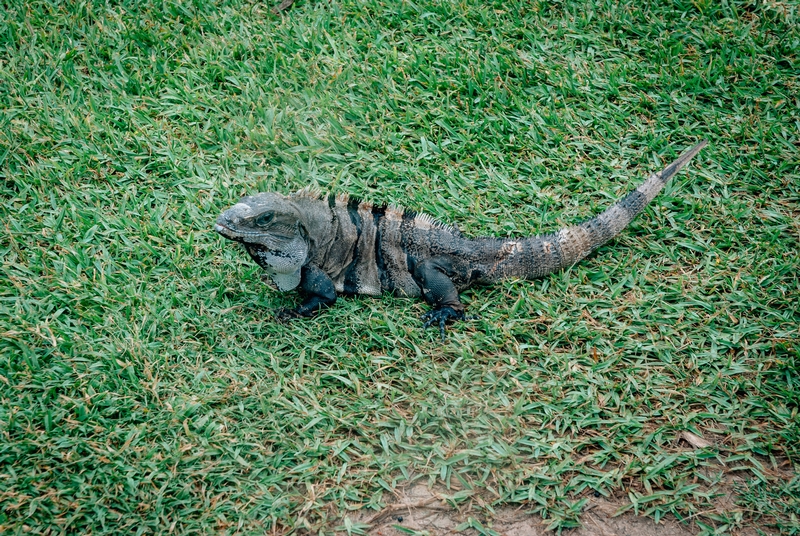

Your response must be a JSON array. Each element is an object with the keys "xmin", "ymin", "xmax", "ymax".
[{"xmin": 1, "ymin": 0, "xmax": 798, "ymax": 533}]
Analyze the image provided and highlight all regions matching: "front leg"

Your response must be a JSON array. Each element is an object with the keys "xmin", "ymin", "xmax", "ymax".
[
  {"xmin": 276, "ymin": 264, "xmax": 337, "ymax": 320},
  {"xmin": 414, "ymin": 258, "xmax": 470, "ymax": 341}
]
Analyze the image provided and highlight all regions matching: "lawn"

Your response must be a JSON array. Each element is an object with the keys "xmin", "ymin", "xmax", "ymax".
[{"xmin": 1, "ymin": 0, "xmax": 798, "ymax": 534}]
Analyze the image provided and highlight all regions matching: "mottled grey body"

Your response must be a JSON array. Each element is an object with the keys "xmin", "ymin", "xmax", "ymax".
[{"xmin": 216, "ymin": 141, "xmax": 707, "ymax": 334}]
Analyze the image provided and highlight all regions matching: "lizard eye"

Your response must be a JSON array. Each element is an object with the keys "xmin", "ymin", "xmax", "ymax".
[{"xmin": 254, "ymin": 213, "xmax": 274, "ymax": 227}]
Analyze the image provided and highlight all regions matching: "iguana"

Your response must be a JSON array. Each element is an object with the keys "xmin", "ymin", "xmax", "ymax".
[{"xmin": 216, "ymin": 141, "xmax": 707, "ymax": 339}]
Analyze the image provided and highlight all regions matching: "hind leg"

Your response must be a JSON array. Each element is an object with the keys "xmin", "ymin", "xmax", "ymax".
[{"xmin": 413, "ymin": 257, "xmax": 471, "ymax": 341}]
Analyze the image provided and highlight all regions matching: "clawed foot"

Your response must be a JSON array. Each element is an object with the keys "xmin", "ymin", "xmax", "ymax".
[{"xmin": 421, "ymin": 307, "xmax": 476, "ymax": 341}]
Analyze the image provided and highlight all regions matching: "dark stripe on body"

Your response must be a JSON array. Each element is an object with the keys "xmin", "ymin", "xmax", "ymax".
[
  {"xmin": 549, "ymin": 234, "xmax": 564, "ymax": 271},
  {"xmin": 658, "ymin": 160, "xmax": 681, "ymax": 183},
  {"xmin": 617, "ymin": 189, "xmax": 648, "ymax": 218},
  {"xmin": 341, "ymin": 200, "xmax": 364, "ymax": 295},
  {"xmin": 372, "ymin": 206, "xmax": 389, "ymax": 291},
  {"xmin": 583, "ymin": 216, "xmax": 615, "ymax": 246},
  {"xmin": 400, "ymin": 210, "xmax": 418, "ymax": 275}
]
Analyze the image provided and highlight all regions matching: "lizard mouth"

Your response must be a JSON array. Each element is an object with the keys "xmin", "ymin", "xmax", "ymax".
[
  {"xmin": 214, "ymin": 223, "xmax": 238, "ymax": 240},
  {"xmin": 214, "ymin": 223, "xmax": 267, "ymax": 243}
]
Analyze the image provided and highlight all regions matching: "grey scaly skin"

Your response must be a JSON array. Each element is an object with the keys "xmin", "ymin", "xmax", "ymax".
[{"xmin": 216, "ymin": 141, "xmax": 708, "ymax": 339}]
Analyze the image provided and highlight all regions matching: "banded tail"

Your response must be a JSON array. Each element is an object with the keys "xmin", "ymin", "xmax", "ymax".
[{"xmin": 481, "ymin": 141, "xmax": 708, "ymax": 282}]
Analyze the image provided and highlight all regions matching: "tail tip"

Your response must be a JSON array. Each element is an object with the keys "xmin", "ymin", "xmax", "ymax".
[
  {"xmin": 685, "ymin": 139, "xmax": 709, "ymax": 158},
  {"xmin": 661, "ymin": 139, "xmax": 708, "ymax": 181}
]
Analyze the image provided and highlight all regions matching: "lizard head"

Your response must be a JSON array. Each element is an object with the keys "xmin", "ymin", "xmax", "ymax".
[{"xmin": 215, "ymin": 192, "xmax": 309, "ymax": 291}]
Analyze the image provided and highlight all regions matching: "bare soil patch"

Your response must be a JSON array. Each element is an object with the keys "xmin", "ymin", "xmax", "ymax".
[{"xmin": 354, "ymin": 482, "xmax": 764, "ymax": 536}]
